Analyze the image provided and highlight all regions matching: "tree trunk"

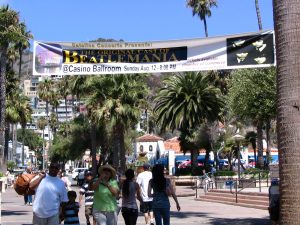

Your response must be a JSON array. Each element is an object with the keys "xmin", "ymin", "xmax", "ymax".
[
  {"xmin": 112, "ymin": 127, "xmax": 120, "ymax": 170},
  {"xmin": 119, "ymin": 124, "xmax": 126, "ymax": 174},
  {"xmin": 0, "ymin": 45, "xmax": 8, "ymax": 172},
  {"xmin": 203, "ymin": 17, "xmax": 208, "ymax": 37},
  {"xmin": 22, "ymin": 126, "xmax": 25, "ymax": 166},
  {"xmin": 4, "ymin": 122, "xmax": 9, "ymax": 164},
  {"xmin": 252, "ymin": 140, "xmax": 257, "ymax": 167},
  {"xmin": 265, "ymin": 119, "xmax": 271, "ymax": 166},
  {"xmin": 191, "ymin": 149, "xmax": 198, "ymax": 175},
  {"xmin": 256, "ymin": 120, "xmax": 264, "ymax": 168},
  {"xmin": 18, "ymin": 49, "xmax": 22, "ymax": 79},
  {"xmin": 12, "ymin": 124, "xmax": 17, "ymax": 163},
  {"xmin": 274, "ymin": 1, "xmax": 300, "ymax": 223},
  {"xmin": 255, "ymin": 0, "xmax": 263, "ymax": 30},
  {"xmin": 90, "ymin": 123, "xmax": 97, "ymax": 177}
]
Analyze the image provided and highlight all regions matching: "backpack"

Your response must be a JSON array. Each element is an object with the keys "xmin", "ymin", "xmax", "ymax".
[{"xmin": 14, "ymin": 173, "xmax": 36, "ymax": 195}]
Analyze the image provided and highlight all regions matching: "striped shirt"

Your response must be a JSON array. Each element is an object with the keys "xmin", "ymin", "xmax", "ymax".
[
  {"xmin": 79, "ymin": 183, "xmax": 94, "ymax": 206},
  {"xmin": 64, "ymin": 202, "xmax": 80, "ymax": 225}
]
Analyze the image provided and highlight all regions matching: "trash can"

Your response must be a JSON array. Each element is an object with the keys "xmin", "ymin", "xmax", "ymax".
[{"xmin": 225, "ymin": 180, "xmax": 234, "ymax": 189}]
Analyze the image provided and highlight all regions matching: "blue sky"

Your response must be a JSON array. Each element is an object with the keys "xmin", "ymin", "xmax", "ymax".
[{"xmin": 2, "ymin": 0, "xmax": 274, "ymax": 42}]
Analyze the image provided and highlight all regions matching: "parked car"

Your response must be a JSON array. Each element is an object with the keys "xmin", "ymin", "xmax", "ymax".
[
  {"xmin": 71, "ymin": 168, "xmax": 88, "ymax": 180},
  {"xmin": 178, "ymin": 160, "xmax": 203, "ymax": 169}
]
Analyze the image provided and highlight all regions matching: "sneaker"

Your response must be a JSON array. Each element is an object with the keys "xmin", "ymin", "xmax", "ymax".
[{"xmin": 29, "ymin": 202, "xmax": 32, "ymax": 206}]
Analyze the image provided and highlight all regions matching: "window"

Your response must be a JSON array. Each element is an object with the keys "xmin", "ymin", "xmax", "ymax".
[
  {"xmin": 149, "ymin": 145, "xmax": 153, "ymax": 152},
  {"xmin": 140, "ymin": 145, "xmax": 144, "ymax": 152}
]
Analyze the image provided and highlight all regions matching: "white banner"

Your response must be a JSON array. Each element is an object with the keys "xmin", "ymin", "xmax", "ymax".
[{"xmin": 33, "ymin": 30, "xmax": 275, "ymax": 76}]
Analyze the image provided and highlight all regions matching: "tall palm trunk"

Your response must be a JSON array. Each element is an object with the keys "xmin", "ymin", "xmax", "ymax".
[
  {"xmin": 274, "ymin": 1, "xmax": 300, "ymax": 223},
  {"xmin": 203, "ymin": 17, "xmax": 208, "ymax": 37},
  {"xmin": 18, "ymin": 49, "xmax": 22, "ymax": 79},
  {"xmin": 119, "ymin": 124, "xmax": 126, "ymax": 173},
  {"xmin": 90, "ymin": 123, "xmax": 97, "ymax": 176},
  {"xmin": 22, "ymin": 125, "xmax": 25, "ymax": 165},
  {"xmin": 12, "ymin": 124, "xmax": 17, "ymax": 162},
  {"xmin": 0, "ymin": 45, "xmax": 8, "ymax": 171},
  {"xmin": 4, "ymin": 122, "xmax": 9, "ymax": 163},
  {"xmin": 256, "ymin": 120, "xmax": 264, "ymax": 168},
  {"xmin": 255, "ymin": 0, "xmax": 263, "ymax": 30}
]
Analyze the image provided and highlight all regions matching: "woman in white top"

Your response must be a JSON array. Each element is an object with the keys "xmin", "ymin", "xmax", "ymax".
[{"xmin": 121, "ymin": 169, "xmax": 142, "ymax": 225}]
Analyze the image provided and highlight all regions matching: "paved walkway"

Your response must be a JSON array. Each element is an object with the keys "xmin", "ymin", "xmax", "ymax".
[{"xmin": 1, "ymin": 184, "xmax": 271, "ymax": 225}]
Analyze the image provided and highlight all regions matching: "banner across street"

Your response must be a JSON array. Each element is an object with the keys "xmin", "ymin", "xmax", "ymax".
[{"xmin": 33, "ymin": 30, "xmax": 275, "ymax": 76}]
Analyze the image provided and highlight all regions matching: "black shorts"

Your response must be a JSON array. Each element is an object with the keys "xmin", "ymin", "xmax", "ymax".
[{"xmin": 140, "ymin": 201, "xmax": 153, "ymax": 213}]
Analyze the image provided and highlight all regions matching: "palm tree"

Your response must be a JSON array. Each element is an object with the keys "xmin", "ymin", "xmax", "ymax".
[
  {"xmin": 255, "ymin": 0, "xmax": 263, "ymax": 31},
  {"xmin": 85, "ymin": 75, "xmax": 148, "ymax": 172},
  {"xmin": 37, "ymin": 78, "xmax": 54, "ymax": 157},
  {"xmin": 154, "ymin": 72, "xmax": 224, "ymax": 170},
  {"xmin": 57, "ymin": 76, "xmax": 71, "ymax": 121},
  {"xmin": 186, "ymin": 0, "xmax": 217, "ymax": 37},
  {"xmin": 37, "ymin": 117, "xmax": 47, "ymax": 170},
  {"xmin": 0, "ymin": 6, "xmax": 28, "ymax": 171},
  {"xmin": 274, "ymin": 1, "xmax": 300, "ymax": 223}
]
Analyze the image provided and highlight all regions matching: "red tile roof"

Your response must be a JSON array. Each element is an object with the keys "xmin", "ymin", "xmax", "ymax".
[{"xmin": 136, "ymin": 134, "xmax": 164, "ymax": 142}]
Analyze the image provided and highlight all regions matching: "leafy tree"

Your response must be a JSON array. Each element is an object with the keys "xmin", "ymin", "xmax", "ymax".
[
  {"xmin": 186, "ymin": 0, "xmax": 217, "ymax": 37},
  {"xmin": 17, "ymin": 129, "xmax": 43, "ymax": 151},
  {"xmin": 227, "ymin": 68, "xmax": 276, "ymax": 168},
  {"xmin": 0, "ymin": 6, "xmax": 30, "ymax": 171},
  {"xmin": 154, "ymin": 72, "xmax": 224, "ymax": 172}
]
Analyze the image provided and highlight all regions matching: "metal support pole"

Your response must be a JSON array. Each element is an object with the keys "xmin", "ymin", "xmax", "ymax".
[
  {"xmin": 235, "ymin": 178, "xmax": 238, "ymax": 203},
  {"xmin": 259, "ymin": 171, "xmax": 261, "ymax": 192},
  {"xmin": 237, "ymin": 143, "xmax": 241, "ymax": 187},
  {"xmin": 195, "ymin": 178, "xmax": 198, "ymax": 198}
]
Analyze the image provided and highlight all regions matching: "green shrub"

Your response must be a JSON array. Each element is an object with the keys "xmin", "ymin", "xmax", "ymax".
[
  {"xmin": 0, "ymin": 172, "xmax": 3, "ymax": 177},
  {"xmin": 7, "ymin": 161, "xmax": 16, "ymax": 172},
  {"xmin": 214, "ymin": 170, "xmax": 237, "ymax": 177}
]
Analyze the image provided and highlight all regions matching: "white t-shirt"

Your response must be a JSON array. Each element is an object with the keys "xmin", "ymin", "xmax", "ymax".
[
  {"xmin": 33, "ymin": 174, "xmax": 69, "ymax": 218},
  {"xmin": 136, "ymin": 171, "xmax": 153, "ymax": 202}
]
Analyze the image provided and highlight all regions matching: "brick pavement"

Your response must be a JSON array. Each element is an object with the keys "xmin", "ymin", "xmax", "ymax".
[{"xmin": 1, "ymin": 185, "xmax": 271, "ymax": 225}]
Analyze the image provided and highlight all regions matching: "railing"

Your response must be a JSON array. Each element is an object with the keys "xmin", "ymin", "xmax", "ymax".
[{"xmin": 196, "ymin": 170, "xmax": 270, "ymax": 203}]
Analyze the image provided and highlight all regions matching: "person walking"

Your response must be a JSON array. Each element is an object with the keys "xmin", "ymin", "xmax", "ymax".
[
  {"xmin": 58, "ymin": 170, "xmax": 72, "ymax": 191},
  {"xmin": 23, "ymin": 167, "xmax": 33, "ymax": 205},
  {"xmin": 121, "ymin": 168, "xmax": 142, "ymax": 225},
  {"xmin": 92, "ymin": 164, "xmax": 119, "ymax": 225},
  {"xmin": 136, "ymin": 163, "xmax": 154, "ymax": 225},
  {"xmin": 79, "ymin": 171, "xmax": 96, "ymax": 225},
  {"xmin": 148, "ymin": 164, "xmax": 180, "ymax": 225},
  {"xmin": 61, "ymin": 190, "xmax": 80, "ymax": 225},
  {"xmin": 29, "ymin": 162, "xmax": 69, "ymax": 225}
]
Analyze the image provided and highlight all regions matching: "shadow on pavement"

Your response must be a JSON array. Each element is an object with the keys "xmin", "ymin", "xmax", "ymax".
[
  {"xmin": 170, "ymin": 211, "xmax": 208, "ymax": 219},
  {"xmin": 2, "ymin": 209, "xmax": 29, "ymax": 216},
  {"xmin": 210, "ymin": 217, "xmax": 271, "ymax": 225},
  {"xmin": 170, "ymin": 211, "xmax": 271, "ymax": 225}
]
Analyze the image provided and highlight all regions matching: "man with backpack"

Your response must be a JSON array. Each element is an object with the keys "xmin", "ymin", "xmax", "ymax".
[{"xmin": 29, "ymin": 162, "xmax": 68, "ymax": 225}]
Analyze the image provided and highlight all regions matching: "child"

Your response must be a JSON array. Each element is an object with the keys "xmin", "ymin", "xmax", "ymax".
[{"xmin": 62, "ymin": 190, "xmax": 80, "ymax": 225}]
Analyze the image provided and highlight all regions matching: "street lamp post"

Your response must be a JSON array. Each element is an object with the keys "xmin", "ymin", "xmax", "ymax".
[{"xmin": 232, "ymin": 134, "xmax": 245, "ymax": 183}]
